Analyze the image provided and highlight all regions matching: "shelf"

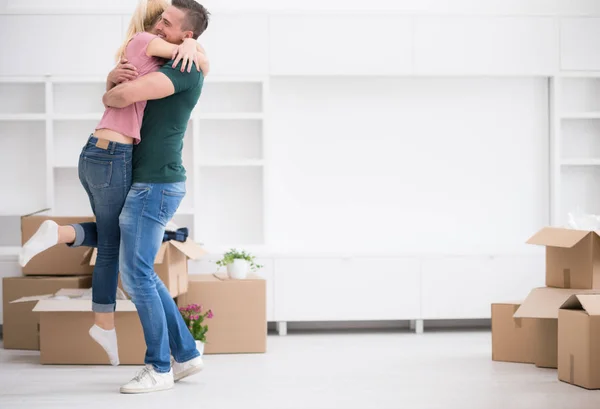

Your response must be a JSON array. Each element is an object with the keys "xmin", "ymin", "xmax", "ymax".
[
  {"xmin": 0, "ymin": 114, "xmax": 46, "ymax": 121},
  {"xmin": 53, "ymin": 113, "xmax": 103, "ymax": 121},
  {"xmin": 560, "ymin": 72, "xmax": 600, "ymax": 78},
  {"xmin": 196, "ymin": 112, "xmax": 263, "ymax": 120},
  {"xmin": 561, "ymin": 112, "xmax": 600, "ymax": 120},
  {"xmin": 562, "ymin": 159, "xmax": 600, "ymax": 166},
  {"xmin": 199, "ymin": 160, "xmax": 264, "ymax": 167}
]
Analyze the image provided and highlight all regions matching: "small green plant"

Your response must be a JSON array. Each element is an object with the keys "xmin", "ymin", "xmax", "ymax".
[
  {"xmin": 179, "ymin": 304, "xmax": 213, "ymax": 343},
  {"xmin": 215, "ymin": 248, "xmax": 263, "ymax": 271}
]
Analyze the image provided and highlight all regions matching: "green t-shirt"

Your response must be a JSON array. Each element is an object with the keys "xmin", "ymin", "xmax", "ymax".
[{"xmin": 132, "ymin": 60, "xmax": 204, "ymax": 183}]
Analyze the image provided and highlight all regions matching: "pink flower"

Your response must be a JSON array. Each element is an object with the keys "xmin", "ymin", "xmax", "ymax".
[{"xmin": 207, "ymin": 310, "xmax": 213, "ymax": 319}]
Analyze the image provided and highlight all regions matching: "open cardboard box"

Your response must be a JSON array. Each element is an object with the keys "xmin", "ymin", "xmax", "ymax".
[
  {"xmin": 11, "ymin": 288, "xmax": 145, "ymax": 365},
  {"xmin": 558, "ymin": 294, "xmax": 600, "ymax": 389},
  {"xmin": 513, "ymin": 287, "xmax": 600, "ymax": 368},
  {"xmin": 84, "ymin": 238, "xmax": 205, "ymax": 298},
  {"xmin": 527, "ymin": 227, "xmax": 600, "ymax": 289}
]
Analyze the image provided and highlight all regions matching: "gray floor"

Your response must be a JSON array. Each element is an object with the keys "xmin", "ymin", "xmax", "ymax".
[{"xmin": 0, "ymin": 329, "xmax": 598, "ymax": 409}]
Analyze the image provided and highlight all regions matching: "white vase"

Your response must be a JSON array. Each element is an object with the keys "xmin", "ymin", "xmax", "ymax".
[
  {"xmin": 195, "ymin": 340, "xmax": 205, "ymax": 356},
  {"xmin": 227, "ymin": 259, "xmax": 249, "ymax": 279}
]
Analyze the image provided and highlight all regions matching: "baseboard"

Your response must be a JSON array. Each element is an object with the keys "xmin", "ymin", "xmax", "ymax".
[{"xmin": 267, "ymin": 319, "xmax": 491, "ymax": 333}]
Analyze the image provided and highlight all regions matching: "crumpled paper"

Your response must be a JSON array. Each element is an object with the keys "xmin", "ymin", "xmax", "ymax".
[{"xmin": 567, "ymin": 208, "xmax": 600, "ymax": 231}]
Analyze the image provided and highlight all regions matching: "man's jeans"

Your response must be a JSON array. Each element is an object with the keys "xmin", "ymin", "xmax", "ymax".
[
  {"xmin": 119, "ymin": 182, "xmax": 199, "ymax": 373},
  {"xmin": 69, "ymin": 136, "xmax": 132, "ymax": 313}
]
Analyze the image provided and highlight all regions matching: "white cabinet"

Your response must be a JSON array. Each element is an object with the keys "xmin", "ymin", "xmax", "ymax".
[
  {"xmin": 269, "ymin": 14, "xmax": 413, "ymax": 75},
  {"xmin": 274, "ymin": 257, "xmax": 420, "ymax": 321},
  {"xmin": 560, "ymin": 18, "xmax": 600, "ymax": 71},
  {"xmin": 421, "ymin": 255, "xmax": 544, "ymax": 320},
  {"xmin": 414, "ymin": 17, "xmax": 558, "ymax": 75},
  {"xmin": 199, "ymin": 14, "xmax": 269, "ymax": 77},
  {"xmin": 0, "ymin": 16, "xmax": 121, "ymax": 76}
]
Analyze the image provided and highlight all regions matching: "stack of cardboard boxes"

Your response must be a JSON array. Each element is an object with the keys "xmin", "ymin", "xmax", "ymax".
[
  {"xmin": 492, "ymin": 227, "xmax": 600, "ymax": 389},
  {"xmin": 3, "ymin": 211, "xmax": 268, "ymax": 364}
]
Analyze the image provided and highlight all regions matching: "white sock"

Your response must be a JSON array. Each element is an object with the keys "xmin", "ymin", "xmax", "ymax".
[
  {"xmin": 19, "ymin": 220, "xmax": 59, "ymax": 267},
  {"xmin": 89, "ymin": 325, "xmax": 120, "ymax": 366}
]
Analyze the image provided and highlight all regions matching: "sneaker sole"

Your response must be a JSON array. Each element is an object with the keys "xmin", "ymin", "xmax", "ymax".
[
  {"xmin": 174, "ymin": 363, "xmax": 205, "ymax": 382},
  {"xmin": 119, "ymin": 383, "xmax": 174, "ymax": 394}
]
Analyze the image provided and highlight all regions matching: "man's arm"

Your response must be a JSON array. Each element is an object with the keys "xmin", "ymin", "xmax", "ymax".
[{"xmin": 102, "ymin": 72, "xmax": 175, "ymax": 108}]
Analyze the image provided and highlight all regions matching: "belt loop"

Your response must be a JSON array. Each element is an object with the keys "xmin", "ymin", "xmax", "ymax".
[{"xmin": 110, "ymin": 142, "xmax": 116, "ymax": 154}]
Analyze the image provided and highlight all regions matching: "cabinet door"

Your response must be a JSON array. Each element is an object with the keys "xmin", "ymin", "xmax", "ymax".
[
  {"xmin": 0, "ymin": 15, "xmax": 122, "ymax": 76},
  {"xmin": 199, "ymin": 14, "xmax": 269, "ymax": 76},
  {"xmin": 414, "ymin": 16, "xmax": 558, "ymax": 75},
  {"xmin": 421, "ymin": 255, "xmax": 544, "ymax": 319},
  {"xmin": 560, "ymin": 18, "xmax": 600, "ymax": 71},
  {"xmin": 273, "ymin": 257, "xmax": 420, "ymax": 321},
  {"xmin": 269, "ymin": 14, "xmax": 413, "ymax": 75}
]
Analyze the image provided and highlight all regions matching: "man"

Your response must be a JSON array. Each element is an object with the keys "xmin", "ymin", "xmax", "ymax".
[{"xmin": 102, "ymin": 0, "xmax": 210, "ymax": 394}]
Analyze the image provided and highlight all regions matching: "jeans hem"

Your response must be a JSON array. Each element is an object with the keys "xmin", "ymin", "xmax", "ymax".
[
  {"xmin": 92, "ymin": 302, "xmax": 116, "ymax": 313},
  {"xmin": 175, "ymin": 349, "xmax": 201, "ymax": 364},
  {"xmin": 66, "ymin": 224, "xmax": 85, "ymax": 247}
]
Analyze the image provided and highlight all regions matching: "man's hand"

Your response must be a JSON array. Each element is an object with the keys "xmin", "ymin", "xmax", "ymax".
[
  {"xmin": 108, "ymin": 58, "xmax": 139, "ymax": 85},
  {"xmin": 172, "ymin": 39, "xmax": 206, "ymax": 73}
]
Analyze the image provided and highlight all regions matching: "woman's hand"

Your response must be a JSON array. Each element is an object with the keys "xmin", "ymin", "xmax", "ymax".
[
  {"xmin": 109, "ymin": 58, "xmax": 138, "ymax": 84},
  {"xmin": 172, "ymin": 38, "xmax": 202, "ymax": 73}
]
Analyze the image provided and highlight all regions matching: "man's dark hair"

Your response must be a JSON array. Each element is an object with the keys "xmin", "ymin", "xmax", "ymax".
[{"xmin": 172, "ymin": 0, "xmax": 210, "ymax": 39}]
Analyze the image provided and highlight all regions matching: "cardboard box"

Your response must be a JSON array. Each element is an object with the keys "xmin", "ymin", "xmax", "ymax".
[
  {"xmin": 177, "ymin": 274, "xmax": 267, "ymax": 354},
  {"xmin": 491, "ymin": 302, "xmax": 535, "ymax": 364},
  {"xmin": 527, "ymin": 227, "xmax": 600, "ymax": 289},
  {"xmin": 86, "ymin": 239, "xmax": 205, "ymax": 298},
  {"xmin": 2, "ymin": 276, "xmax": 92, "ymax": 350},
  {"xmin": 558, "ymin": 294, "xmax": 600, "ymax": 389},
  {"xmin": 12, "ymin": 288, "xmax": 145, "ymax": 365},
  {"xmin": 21, "ymin": 211, "xmax": 95, "ymax": 276},
  {"xmin": 514, "ymin": 287, "xmax": 600, "ymax": 368}
]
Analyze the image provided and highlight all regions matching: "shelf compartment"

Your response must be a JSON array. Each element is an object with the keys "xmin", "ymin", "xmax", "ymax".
[
  {"xmin": 195, "ymin": 82, "xmax": 262, "ymax": 114},
  {"xmin": 0, "ymin": 83, "xmax": 45, "ymax": 114},
  {"xmin": 197, "ymin": 119, "xmax": 262, "ymax": 162},
  {"xmin": 53, "ymin": 83, "xmax": 105, "ymax": 114},
  {"xmin": 561, "ymin": 78, "xmax": 600, "ymax": 114},
  {"xmin": 561, "ymin": 119, "xmax": 600, "ymax": 160}
]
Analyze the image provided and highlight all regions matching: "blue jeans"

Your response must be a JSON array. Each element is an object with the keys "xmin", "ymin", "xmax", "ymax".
[
  {"xmin": 119, "ymin": 182, "xmax": 199, "ymax": 373},
  {"xmin": 69, "ymin": 136, "xmax": 132, "ymax": 313}
]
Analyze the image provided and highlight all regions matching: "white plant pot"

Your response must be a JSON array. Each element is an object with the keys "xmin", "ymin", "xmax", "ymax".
[
  {"xmin": 195, "ymin": 340, "xmax": 205, "ymax": 356},
  {"xmin": 227, "ymin": 259, "xmax": 249, "ymax": 279}
]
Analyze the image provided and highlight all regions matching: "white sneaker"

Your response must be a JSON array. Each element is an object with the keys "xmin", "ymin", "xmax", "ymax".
[
  {"xmin": 120, "ymin": 365, "xmax": 174, "ymax": 394},
  {"xmin": 171, "ymin": 356, "xmax": 205, "ymax": 382}
]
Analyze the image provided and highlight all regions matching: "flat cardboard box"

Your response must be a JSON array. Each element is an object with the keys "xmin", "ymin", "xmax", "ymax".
[
  {"xmin": 86, "ymin": 239, "xmax": 205, "ymax": 298},
  {"xmin": 491, "ymin": 302, "xmax": 535, "ymax": 364},
  {"xmin": 558, "ymin": 294, "xmax": 600, "ymax": 389},
  {"xmin": 2, "ymin": 276, "xmax": 92, "ymax": 350},
  {"xmin": 12, "ymin": 288, "xmax": 145, "ymax": 365},
  {"xmin": 21, "ymin": 211, "xmax": 95, "ymax": 276},
  {"xmin": 177, "ymin": 274, "xmax": 267, "ymax": 354},
  {"xmin": 514, "ymin": 287, "xmax": 600, "ymax": 368},
  {"xmin": 527, "ymin": 227, "xmax": 600, "ymax": 289}
]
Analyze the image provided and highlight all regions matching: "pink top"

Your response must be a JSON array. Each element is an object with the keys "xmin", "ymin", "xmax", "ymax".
[{"xmin": 95, "ymin": 32, "xmax": 163, "ymax": 143}]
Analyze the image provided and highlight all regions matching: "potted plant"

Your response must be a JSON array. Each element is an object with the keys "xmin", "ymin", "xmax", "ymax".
[
  {"xmin": 215, "ymin": 249, "xmax": 263, "ymax": 279},
  {"xmin": 179, "ymin": 303, "xmax": 213, "ymax": 355}
]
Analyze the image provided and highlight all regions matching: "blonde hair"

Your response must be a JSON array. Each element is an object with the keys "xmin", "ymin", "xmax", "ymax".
[{"xmin": 115, "ymin": 0, "xmax": 171, "ymax": 62}]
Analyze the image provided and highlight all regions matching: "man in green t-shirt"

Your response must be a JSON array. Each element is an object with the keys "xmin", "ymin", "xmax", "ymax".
[{"xmin": 102, "ymin": 0, "xmax": 209, "ymax": 395}]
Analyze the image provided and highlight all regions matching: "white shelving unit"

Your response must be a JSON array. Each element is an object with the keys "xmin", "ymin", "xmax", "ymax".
[
  {"xmin": 0, "ymin": 75, "xmax": 268, "ymax": 253},
  {"xmin": 551, "ymin": 73, "xmax": 600, "ymax": 226}
]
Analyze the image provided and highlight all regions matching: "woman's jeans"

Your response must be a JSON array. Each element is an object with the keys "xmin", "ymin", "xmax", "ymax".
[{"xmin": 69, "ymin": 135, "xmax": 132, "ymax": 313}]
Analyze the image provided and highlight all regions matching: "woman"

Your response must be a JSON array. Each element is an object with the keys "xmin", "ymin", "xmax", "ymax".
[{"xmin": 19, "ymin": 0, "xmax": 209, "ymax": 366}]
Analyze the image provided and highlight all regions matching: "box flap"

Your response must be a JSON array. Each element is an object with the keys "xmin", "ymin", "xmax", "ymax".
[
  {"xmin": 526, "ymin": 227, "xmax": 592, "ymax": 248},
  {"xmin": 169, "ymin": 240, "xmax": 206, "ymax": 260},
  {"xmin": 81, "ymin": 248, "xmax": 93, "ymax": 265},
  {"xmin": 513, "ymin": 287, "xmax": 600, "ymax": 319},
  {"xmin": 33, "ymin": 298, "xmax": 136, "ymax": 312},
  {"xmin": 560, "ymin": 294, "xmax": 600, "ymax": 316},
  {"xmin": 21, "ymin": 208, "xmax": 51, "ymax": 218},
  {"xmin": 10, "ymin": 294, "xmax": 54, "ymax": 303},
  {"xmin": 213, "ymin": 273, "xmax": 264, "ymax": 281}
]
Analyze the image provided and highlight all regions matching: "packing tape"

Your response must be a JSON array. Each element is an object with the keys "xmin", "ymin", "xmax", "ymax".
[
  {"xmin": 564, "ymin": 269, "xmax": 571, "ymax": 288},
  {"xmin": 570, "ymin": 354, "xmax": 575, "ymax": 384}
]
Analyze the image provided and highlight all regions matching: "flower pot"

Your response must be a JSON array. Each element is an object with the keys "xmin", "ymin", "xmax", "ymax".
[
  {"xmin": 195, "ymin": 340, "xmax": 205, "ymax": 356},
  {"xmin": 227, "ymin": 259, "xmax": 249, "ymax": 279}
]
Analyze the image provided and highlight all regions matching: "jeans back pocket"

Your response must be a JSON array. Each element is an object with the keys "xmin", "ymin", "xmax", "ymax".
[
  {"xmin": 159, "ymin": 189, "xmax": 185, "ymax": 225},
  {"xmin": 83, "ymin": 157, "xmax": 113, "ymax": 189}
]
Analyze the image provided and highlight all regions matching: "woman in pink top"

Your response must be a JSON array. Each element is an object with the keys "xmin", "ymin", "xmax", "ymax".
[{"xmin": 20, "ymin": 0, "xmax": 209, "ymax": 365}]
